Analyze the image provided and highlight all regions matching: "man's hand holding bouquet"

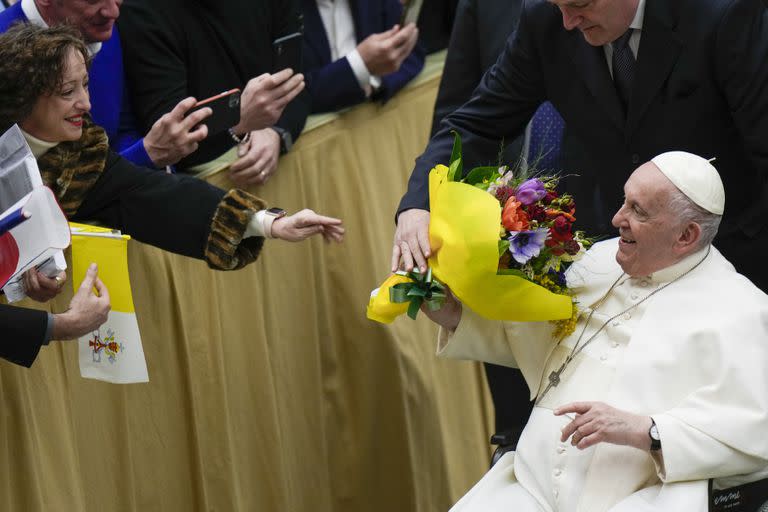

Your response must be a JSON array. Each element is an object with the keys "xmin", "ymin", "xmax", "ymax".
[{"xmin": 368, "ymin": 133, "xmax": 593, "ymax": 337}]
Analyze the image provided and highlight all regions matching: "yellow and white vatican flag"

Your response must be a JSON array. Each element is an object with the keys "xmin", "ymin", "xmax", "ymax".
[{"xmin": 70, "ymin": 223, "xmax": 149, "ymax": 384}]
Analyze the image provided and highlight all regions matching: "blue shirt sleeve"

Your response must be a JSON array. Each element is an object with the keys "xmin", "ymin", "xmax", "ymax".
[{"xmin": 119, "ymin": 138, "xmax": 155, "ymax": 168}]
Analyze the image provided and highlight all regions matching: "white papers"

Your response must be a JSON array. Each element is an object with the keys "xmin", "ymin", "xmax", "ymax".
[
  {"xmin": 0, "ymin": 125, "xmax": 68, "ymax": 299},
  {"xmin": 0, "ymin": 186, "xmax": 70, "ymax": 289}
]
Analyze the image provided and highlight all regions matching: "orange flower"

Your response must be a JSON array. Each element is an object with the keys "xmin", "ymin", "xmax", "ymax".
[{"xmin": 502, "ymin": 196, "xmax": 530, "ymax": 231}]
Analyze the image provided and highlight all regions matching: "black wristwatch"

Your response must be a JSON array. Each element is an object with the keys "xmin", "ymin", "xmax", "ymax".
[
  {"xmin": 649, "ymin": 418, "xmax": 662, "ymax": 451},
  {"xmin": 271, "ymin": 126, "xmax": 293, "ymax": 154}
]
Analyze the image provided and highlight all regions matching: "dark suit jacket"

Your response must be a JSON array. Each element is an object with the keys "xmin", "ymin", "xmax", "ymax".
[
  {"xmin": 402, "ymin": 0, "xmax": 768, "ymax": 289},
  {"xmin": 301, "ymin": 0, "xmax": 425, "ymax": 113},
  {"xmin": 415, "ymin": 0, "xmax": 459, "ymax": 54},
  {"xmin": 0, "ymin": 305, "xmax": 48, "ymax": 367},
  {"xmin": 430, "ymin": 0, "xmax": 525, "ymax": 168}
]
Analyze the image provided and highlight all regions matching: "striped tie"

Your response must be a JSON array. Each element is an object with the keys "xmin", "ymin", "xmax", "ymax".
[{"xmin": 612, "ymin": 29, "xmax": 636, "ymax": 114}]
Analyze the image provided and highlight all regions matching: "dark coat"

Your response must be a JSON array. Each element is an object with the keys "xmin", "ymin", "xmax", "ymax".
[{"xmin": 2, "ymin": 135, "xmax": 264, "ymax": 368}]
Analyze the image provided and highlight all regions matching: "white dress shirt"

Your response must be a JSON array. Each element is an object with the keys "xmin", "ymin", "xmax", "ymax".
[{"xmin": 316, "ymin": 0, "xmax": 378, "ymax": 96}]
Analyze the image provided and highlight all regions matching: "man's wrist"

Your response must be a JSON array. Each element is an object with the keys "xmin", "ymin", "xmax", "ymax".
[
  {"xmin": 51, "ymin": 311, "xmax": 76, "ymax": 341},
  {"xmin": 347, "ymin": 49, "xmax": 373, "ymax": 96},
  {"xmin": 648, "ymin": 417, "xmax": 662, "ymax": 451},
  {"xmin": 269, "ymin": 126, "xmax": 292, "ymax": 154}
]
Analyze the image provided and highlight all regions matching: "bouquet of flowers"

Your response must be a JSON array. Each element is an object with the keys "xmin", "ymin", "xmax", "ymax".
[{"xmin": 368, "ymin": 133, "xmax": 592, "ymax": 337}]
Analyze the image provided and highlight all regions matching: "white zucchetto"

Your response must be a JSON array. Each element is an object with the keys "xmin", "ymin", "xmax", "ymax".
[{"xmin": 651, "ymin": 151, "xmax": 725, "ymax": 215}]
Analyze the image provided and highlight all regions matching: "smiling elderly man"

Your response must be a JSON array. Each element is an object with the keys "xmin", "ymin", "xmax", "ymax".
[{"xmin": 425, "ymin": 152, "xmax": 768, "ymax": 512}]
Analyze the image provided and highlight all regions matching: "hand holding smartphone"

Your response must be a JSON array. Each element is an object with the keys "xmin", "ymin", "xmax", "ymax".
[
  {"xmin": 399, "ymin": 0, "xmax": 424, "ymax": 26},
  {"xmin": 272, "ymin": 32, "xmax": 303, "ymax": 73},
  {"xmin": 186, "ymin": 89, "xmax": 242, "ymax": 136}
]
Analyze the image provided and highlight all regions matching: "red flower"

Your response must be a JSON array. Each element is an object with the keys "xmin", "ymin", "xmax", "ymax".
[
  {"xmin": 564, "ymin": 239, "xmax": 581, "ymax": 256},
  {"xmin": 545, "ymin": 238, "xmax": 566, "ymax": 256},
  {"xmin": 526, "ymin": 204, "xmax": 547, "ymax": 222},
  {"xmin": 543, "ymin": 190, "xmax": 559, "ymax": 205},
  {"xmin": 495, "ymin": 186, "xmax": 515, "ymax": 205},
  {"xmin": 549, "ymin": 216, "xmax": 573, "ymax": 242}
]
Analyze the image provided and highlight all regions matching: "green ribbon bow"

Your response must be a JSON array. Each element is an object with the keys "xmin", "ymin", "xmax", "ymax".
[{"xmin": 389, "ymin": 268, "xmax": 447, "ymax": 320}]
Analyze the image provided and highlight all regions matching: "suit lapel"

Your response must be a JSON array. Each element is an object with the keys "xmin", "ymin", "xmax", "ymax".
[
  {"xmin": 568, "ymin": 30, "xmax": 626, "ymax": 132},
  {"xmin": 625, "ymin": 0, "xmax": 682, "ymax": 139},
  {"xmin": 303, "ymin": 0, "xmax": 333, "ymax": 64}
]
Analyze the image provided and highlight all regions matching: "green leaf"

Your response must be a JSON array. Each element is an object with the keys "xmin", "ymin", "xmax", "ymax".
[
  {"xmin": 497, "ymin": 268, "xmax": 528, "ymax": 278},
  {"xmin": 447, "ymin": 158, "xmax": 462, "ymax": 182},
  {"xmin": 464, "ymin": 166, "xmax": 498, "ymax": 186},
  {"xmin": 449, "ymin": 131, "xmax": 462, "ymax": 168},
  {"xmin": 498, "ymin": 239, "xmax": 510, "ymax": 256}
]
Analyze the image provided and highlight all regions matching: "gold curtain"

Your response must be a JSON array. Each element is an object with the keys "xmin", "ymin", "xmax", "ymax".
[{"xmin": 0, "ymin": 53, "xmax": 495, "ymax": 512}]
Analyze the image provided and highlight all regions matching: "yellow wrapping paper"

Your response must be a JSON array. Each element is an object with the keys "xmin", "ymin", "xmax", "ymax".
[{"xmin": 368, "ymin": 165, "xmax": 572, "ymax": 323}]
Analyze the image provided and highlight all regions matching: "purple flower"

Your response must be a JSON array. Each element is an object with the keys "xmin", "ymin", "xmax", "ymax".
[
  {"xmin": 515, "ymin": 179, "xmax": 547, "ymax": 205},
  {"xmin": 508, "ymin": 228, "xmax": 549, "ymax": 264}
]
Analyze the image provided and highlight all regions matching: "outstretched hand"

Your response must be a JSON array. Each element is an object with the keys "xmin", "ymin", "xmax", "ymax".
[
  {"xmin": 271, "ymin": 209, "xmax": 345, "ymax": 243},
  {"xmin": 555, "ymin": 402, "xmax": 653, "ymax": 451}
]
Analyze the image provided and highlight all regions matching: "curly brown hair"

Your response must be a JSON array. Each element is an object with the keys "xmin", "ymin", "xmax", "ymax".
[{"xmin": 0, "ymin": 23, "xmax": 91, "ymax": 133}]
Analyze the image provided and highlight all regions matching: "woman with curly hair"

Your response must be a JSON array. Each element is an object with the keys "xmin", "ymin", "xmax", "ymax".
[{"xmin": 0, "ymin": 23, "xmax": 344, "ymax": 367}]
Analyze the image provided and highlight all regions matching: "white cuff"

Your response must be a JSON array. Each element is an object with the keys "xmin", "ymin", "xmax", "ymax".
[
  {"xmin": 244, "ymin": 210, "xmax": 276, "ymax": 239},
  {"xmin": 346, "ymin": 49, "xmax": 374, "ymax": 97}
]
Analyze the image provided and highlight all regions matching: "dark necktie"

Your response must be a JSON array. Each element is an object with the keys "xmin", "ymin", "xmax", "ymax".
[{"xmin": 612, "ymin": 29, "xmax": 636, "ymax": 113}]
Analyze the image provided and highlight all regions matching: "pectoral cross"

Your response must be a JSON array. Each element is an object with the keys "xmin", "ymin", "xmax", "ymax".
[{"xmin": 535, "ymin": 363, "xmax": 566, "ymax": 405}]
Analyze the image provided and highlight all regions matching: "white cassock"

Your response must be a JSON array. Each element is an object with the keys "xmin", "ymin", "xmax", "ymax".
[{"xmin": 438, "ymin": 238, "xmax": 768, "ymax": 512}]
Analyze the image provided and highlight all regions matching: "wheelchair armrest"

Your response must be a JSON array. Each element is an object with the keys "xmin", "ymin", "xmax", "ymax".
[{"xmin": 490, "ymin": 429, "xmax": 522, "ymax": 469}]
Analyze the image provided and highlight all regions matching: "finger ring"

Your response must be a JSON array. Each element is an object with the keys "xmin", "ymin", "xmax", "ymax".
[{"xmin": 55, "ymin": 276, "xmax": 64, "ymax": 289}]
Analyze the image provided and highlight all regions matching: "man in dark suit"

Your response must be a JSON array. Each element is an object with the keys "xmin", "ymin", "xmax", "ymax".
[
  {"xmin": 1, "ymin": 264, "xmax": 110, "ymax": 368},
  {"xmin": 430, "ymin": 0, "xmax": 532, "ymax": 444},
  {"xmin": 393, "ymin": 0, "xmax": 768, "ymax": 293},
  {"xmin": 431, "ymin": 0, "xmax": 525, "ymax": 155},
  {"xmin": 302, "ymin": 0, "xmax": 425, "ymax": 113}
]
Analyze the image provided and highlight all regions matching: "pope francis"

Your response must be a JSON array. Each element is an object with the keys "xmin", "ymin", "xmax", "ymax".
[{"xmin": 424, "ymin": 152, "xmax": 768, "ymax": 512}]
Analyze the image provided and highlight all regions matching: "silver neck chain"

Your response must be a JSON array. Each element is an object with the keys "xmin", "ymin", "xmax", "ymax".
[{"xmin": 535, "ymin": 247, "xmax": 710, "ymax": 405}]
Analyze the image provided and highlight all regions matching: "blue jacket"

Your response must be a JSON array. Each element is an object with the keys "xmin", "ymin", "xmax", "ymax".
[
  {"xmin": 301, "ymin": 0, "xmax": 425, "ymax": 113},
  {"xmin": 0, "ymin": 4, "xmax": 154, "ymax": 167}
]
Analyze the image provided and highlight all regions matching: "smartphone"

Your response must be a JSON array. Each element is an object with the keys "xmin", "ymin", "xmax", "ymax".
[
  {"xmin": 188, "ymin": 89, "xmax": 241, "ymax": 136},
  {"xmin": 272, "ymin": 32, "xmax": 303, "ymax": 73},
  {"xmin": 399, "ymin": 0, "xmax": 424, "ymax": 26}
]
